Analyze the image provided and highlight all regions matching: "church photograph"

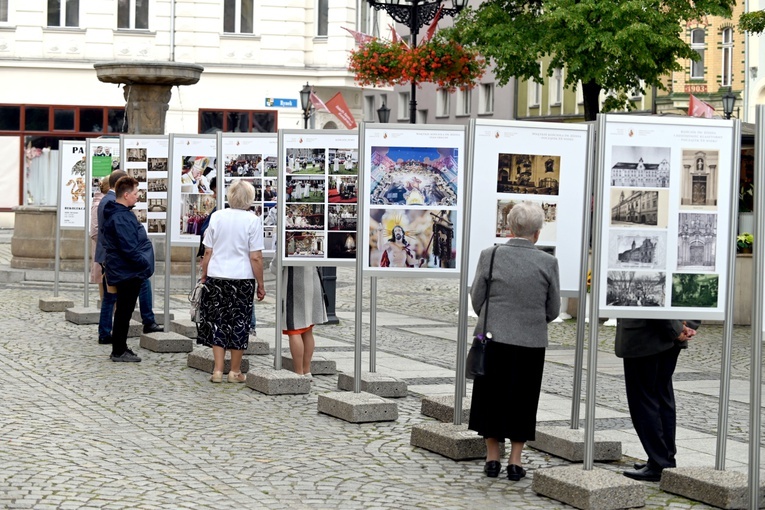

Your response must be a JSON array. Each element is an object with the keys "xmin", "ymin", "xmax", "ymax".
[
  {"xmin": 608, "ymin": 231, "xmax": 667, "ymax": 270},
  {"xmin": 496, "ymin": 153, "xmax": 560, "ymax": 195},
  {"xmin": 677, "ymin": 212, "xmax": 717, "ymax": 269},
  {"xmin": 610, "ymin": 145, "xmax": 671, "ymax": 188},
  {"xmin": 680, "ymin": 149, "xmax": 719, "ymax": 208}
]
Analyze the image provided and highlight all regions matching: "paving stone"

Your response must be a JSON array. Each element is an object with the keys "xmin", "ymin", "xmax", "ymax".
[
  {"xmin": 281, "ymin": 353, "xmax": 336, "ymax": 375},
  {"xmin": 410, "ymin": 422, "xmax": 494, "ymax": 460},
  {"xmin": 336, "ymin": 372, "xmax": 407, "ymax": 397},
  {"xmin": 528, "ymin": 426, "xmax": 622, "ymax": 462},
  {"xmin": 38, "ymin": 297, "xmax": 74, "ymax": 312},
  {"xmin": 532, "ymin": 465, "xmax": 645, "ymax": 510},
  {"xmin": 139, "ymin": 332, "xmax": 193, "ymax": 353},
  {"xmin": 420, "ymin": 395, "xmax": 470, "ymax": 423},
  {"xmin": 245, "ymin": 367, "xmax": 310, "ymax": 395},
  {"xmin": 64, "ymin": 306, "xmax": 100, "ymax": 325},
  {"xmin": 317, "ymin": 391, "xmax": 398, "ymax": 423},
  {"xmin": 661, "ymin": 467, "xmax": 765, "ymax": 509},
  {"xmin": 186, "ymin": 348, "xmax": 250, "ymax": 374}
]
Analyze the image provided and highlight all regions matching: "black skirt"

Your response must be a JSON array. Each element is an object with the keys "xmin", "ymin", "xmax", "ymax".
[
  {"xmin": 468, "ymin": 341, "xmax": 546, "ymax": 443},
  {"xmin": 197, "ymin": 277, "xmax": 254, "ymax": 350}
]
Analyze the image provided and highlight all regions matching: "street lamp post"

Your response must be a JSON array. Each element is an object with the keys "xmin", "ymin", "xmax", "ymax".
[
  {"xmin": 722, "ymin": 90, "xmax": 737, "ymax": 120},
  {"xmin": 365, "ymin": 0, "xmax": 467, "ymax": 124},
  {"xmin": 300, "ymin": 82, "xmax": 312, "ymax": 128},
  {"xmin": 377, "ymin": 100, "xmax": 391, "ymax": 123}
]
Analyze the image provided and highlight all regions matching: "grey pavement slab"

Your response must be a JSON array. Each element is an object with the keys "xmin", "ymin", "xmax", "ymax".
[
  {"xmin": 186, "ymin": 347, "xmax": 250, "ymax": 374},
  {"xmin": 317, "ymin": 391, "xmax": 398, "ymax": 423},
  {"xmin": 139, "ymin": 331, "xmax": 193, "ymax": 353},
  {"xmin": 660, "ymin": 467, "xmax": 765, "ymax": 509},
  {"xmin": 38, "ymin": 296, "xmax": 74, "ymax": 312},
  {"xmin": 420, "ymin": 395, "xmax": 470, "ymax": 423},
  {"xmin": 281, "ymin": 352, "xmax": 336, "ymax": 375},
  {"xmin": 528, "ymin": 426, "xmax": 622, "ymax": 462},
  {"xmin": 410, "ymin": 422, "xmax": 488, "ymax": 460},
  {"xmin": 532, "ymin": 465, "xmax": 645, "ymax": 510},
  {"xmin": 245, "ymin": 367, "xmax": 310, "ymax": 395},
  {"xmin": 336, "ymin": 372, "xmax": 408, "ymax": 397},
  {"xmin": 64, "ymin": 306, "xmax": 100, "ymax": 324}
]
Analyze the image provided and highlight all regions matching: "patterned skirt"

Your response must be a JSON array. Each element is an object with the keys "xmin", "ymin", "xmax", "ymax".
[{"xmin": 197, "ymin": 277, "xmax": 254, "ymax": 350}]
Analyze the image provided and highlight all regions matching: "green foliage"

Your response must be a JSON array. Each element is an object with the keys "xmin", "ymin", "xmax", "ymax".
[
  {"xmin": 443, "ymin": 0, "xmax": 734, "ymax": 120},
  {"xmin": 739, "ymin": 11, "xmax": 765, "ymax": 34}
]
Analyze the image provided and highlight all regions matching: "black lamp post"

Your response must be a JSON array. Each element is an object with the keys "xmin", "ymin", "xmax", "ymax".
[
  {"xmin": 722, "ymin": 90, "xmax": 737, "ymax": 120},
  {"xmin": 377, "ymin": 100, "xmax": 391, "ymax": 123},
  {"xmin": 300, "ymin": 82, "xmax": 312, "ymax": 128},
  {"xmin": 365, "ymin": 0, "xmax": 467, "ymax": 124}
]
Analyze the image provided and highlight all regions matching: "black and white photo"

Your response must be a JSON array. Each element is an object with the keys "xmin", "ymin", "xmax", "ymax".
[
  {"xmin": 680, "ymin": 149, "xmax": 719, "ymax": 208},
  {"xmin": 610, "ymin": 145, "xmax": 670, "ymax": 187},
  {"xmin": 677, "ymin": 212, "xmax": 717, "ymax": 269},
  {"xmin": 610, "ymin": 188, "xmax": 668, "ymax": 228},
  {"xmin": 606, "ymin": 271, "xmax": 666, "ymax": 307},
  {"xmin": 608, "ymin": 230, "xmax": 667, "ymax": 270}
]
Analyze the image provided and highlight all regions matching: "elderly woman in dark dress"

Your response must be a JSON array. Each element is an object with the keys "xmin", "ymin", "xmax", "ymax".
[{"xmin": 468, "ymin": 201, "xmax": 560, "ymax": 480}]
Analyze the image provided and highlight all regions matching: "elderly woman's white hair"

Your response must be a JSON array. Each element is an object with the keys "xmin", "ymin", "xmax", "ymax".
[
  {"xmin": 509, "ymin": 201, "xmax": 545, "ymax": 239},
  {"xmin": 227, "ymin": 179, "xmax": 255, "ymax": 210}
]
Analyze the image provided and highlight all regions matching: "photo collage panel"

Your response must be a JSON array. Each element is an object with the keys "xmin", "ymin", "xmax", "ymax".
[
  {"xmin": 368, "ymin": 146, "xmax": 459, "ymax": 269},
  {"xmin": 125, "ymin": 144, "xmax": 168, "ymax": 234},
  {"xmin": 224, "ymin": 152, "xmax": 277, "ymax": 250},
  {"xmin": 179, "ymin": 155, "xmax": 217, "ymax": 237}
]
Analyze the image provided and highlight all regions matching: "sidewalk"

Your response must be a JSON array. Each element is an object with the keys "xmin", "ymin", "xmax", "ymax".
[{"xmin": 0, "ymin": 254, "xmax": 763, "ymax": 508}]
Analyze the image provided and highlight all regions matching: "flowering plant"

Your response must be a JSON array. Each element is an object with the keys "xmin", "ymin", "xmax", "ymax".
[
  {"xmin": 737, "ymin": 232, "xmax": 753, "ymax": 251},
  {"xmin": 586, "ymin": 270, "xmax": 592, "ymax": 293},
  {"xmin": 348, "ymin": 37, "xmax": 486, "ymax": 90}
]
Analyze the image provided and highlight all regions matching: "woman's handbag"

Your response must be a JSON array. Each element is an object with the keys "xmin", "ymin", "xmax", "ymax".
[
  {"xmin": 466, "ymin": 246, "xmax": 499, "ymax": 380},
  {"xmin": 189, "ymin": 279, "xmax": 206, "ymax": 323}
]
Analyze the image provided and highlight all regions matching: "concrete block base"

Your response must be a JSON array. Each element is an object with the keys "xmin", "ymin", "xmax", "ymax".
[
  {"xmin": 187, "ymin": 348, "xmax": 250, "ymax": 374},
  {"xmin": 282, "ymin": 353, "xmax": 336, "ymax": 375},
  {"xmin": 660, "ymin": 467, "xmax": 765, "ymax": 509},
  {"xmin": 171, "ymin": 319, "xmax": 198, "ymax": 338},
  {"xmin": 139, "ymin": 332, "xmax": 193, "ymax": 353},
  {"xmin": 337, "ymin": 372, "xmax": 407, "ymax": 398},
  {"xmin": 132, "ymin": 310, "xmax": 174, "ymax": 324},
  {"xmin": 127, "ymin": 320, "xmax": 143, "ymax": 338},
  {"xmin": 245, "ymin": 336, "xmax": 269, "ymax": 355},
  {"xmin": 317, "ymin": 391, "xmax": 398, "ymax": 423},
  {"xmin": 245, "ymin": 368, "xmax": 310, "ymax": 395},
  {"xmin": 528, "ymin": 426, "xmax": 622, "ymax": 462},
  {"xmin": 39, "ymin": 297, "xmax": 74, "ymax": 312},
  {"xmin": 65, "ymin": 306, "xmax": 101, "ymax": 325},
  {"xmin": 420, "ymin": 395, "xmax": 471, "ymax": 423},
  {"xmin": 532, "ymin": 465, "xmax": 644, "ymax": 510},
  {"xmin": 410, "ymin": 422, "xmax": 496, "ymax": 460}
]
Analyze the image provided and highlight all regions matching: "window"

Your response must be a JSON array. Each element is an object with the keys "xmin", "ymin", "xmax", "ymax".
[
  {"xmin": 317, "ymin": 0, "xmax": 328, "ymax": 37},
  {"xmin": 118, "ymin": 0, "xmax": 149, "ymax": 30},
  {"xmin": 436, "ymin": 88, "xmax": 450, "ymax": 117},
  {"xmin": 479, "ymin": 83, "xmax": 494, "ymax": 114},
  {"xmin": 199, "ymin": 109, "xmax": 277, "ymax": 133},
  {"xmin": 550, "ymin": 68, "xmax": 563, "ymax": 105},
  {"xmin": 0, "ymin": 106, "xmax": 20, "ymax": 130},
  {"xmin": 0, "ymin": 0, "xmax": 7, "ymax": 23},
  {"xmin": 528, "ymin": 79, "xmax": 541, "ymax": 106},
  {"xmin": 398, "ymin": 91, "xmax": 410, "ymax": 120},
  {"xmin": 48, "ymin": 0, "xmax": 79, "ymax": 27},
  {"xmin": 690, "ymin": 28, "xmax": 705, "ymax": 79},
  {"xmin": 364, "ymin": 95, "xmax": 376, "ymax": 121},
  {"xmin": 224, "ymin": 0, "xmax": 254, "ymax": 34},
  {"xmin": 456, "ymin": 88, "xmax": 471, "ymax": 116},
  {"xmin": 416, "ymin": 110, "xmax": 428, "ymax": 124},
  {"xmin": 721, "ymin": 28, "xmax": 733, "ymax": 87},
  {"xmin": 359, "ymin": 1, "xmax": 378, "ymax": 37}
]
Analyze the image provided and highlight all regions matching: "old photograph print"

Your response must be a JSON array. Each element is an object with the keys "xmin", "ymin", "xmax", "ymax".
[
  {"xmin": 680, "ymin": 149, "xmax": 719, "ymax": 208},
  {"xmin": 496, "ymin": 199, "xmax": 557, "ymax": 243},
  {"xmin": 497, "ymin": 153, "xmax": 560, "ymax": 195},
  {"xmin": 369, "ymin": 208, "xmax": 456, "ymax": 269},
  {"xmin": 671, "ymin": 273, "xmax": 719, "ymax": 308},
  {"xmin": 328, "ymin": 232, "xmax": 357, "ymax": 259},
  {"xmin": 285, "ymin": 231, "xmax": 326, "ymax": 258},
  {"xmin": 677, "ymin": 212, "xmax": 717, "ymax": 270},
  {"xmin": 610, "ymin": 188, "xmax": 669, "ymax": 228},
  {"xmin": 370, "ymin": 146, "xmax": 458, "ymax": 207},
  {"xmin": 608, "ymin": 230, "xmax": 667, "ymax": 270},
  {"xmin": 606, "ymin": 271, "xmax": 666, "ymax": 307},
  {"xmin": 610, "ymin": 146, "xmax": 670, "ymax": 187}
]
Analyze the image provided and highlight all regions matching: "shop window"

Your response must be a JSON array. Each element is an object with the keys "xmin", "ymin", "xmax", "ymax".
[
  {"xmin": 25, "ymin": 108, "xmax": 50, "ymax": 131},
  {"xmin": 54, "ymin": 109, "xmax": 75, "ymax": 131},
  {"xmin": 0, "ymin": 106, "xmax": 20, "ymax": 130}
]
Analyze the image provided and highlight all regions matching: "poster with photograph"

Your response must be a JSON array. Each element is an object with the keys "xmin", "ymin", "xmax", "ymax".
[
  {"xmin": 221, "ymin": 134, "xmax": 278, "ymax": 254},
  {"xmin": 58, "ymin": 141, "xmax": 87, "ymax": 229},
  {"xmin": 468, "ymin": 120, "xmax": 591, "ymax": 294},
  {"xmin": 122, "ymin": 136, "xmax": 169, "ymax": 235},
  {"xmin": 362, "ymin": 126, "xmax": 464, "ymax": 277},
  {"xmin": 597, "ymin": 115, "xmax": 737, "ymax": 320},
  {"xmin": 278, "ymin": 131, "xmax": 358, "ymax": 265},
  {"xmin": 84, "ymin": 139, "xmax": 120, "ymax": 235},
  {"xmin": 169, "ymin": 135, "xmax": 218, "ymax": 247}
]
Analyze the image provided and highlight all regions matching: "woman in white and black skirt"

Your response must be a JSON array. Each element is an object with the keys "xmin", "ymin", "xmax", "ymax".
[
  {"xmin": 468, "ymin": 202, "xmax": 560, "ymax": 480},
  {"xmin": 198, "ymin": 180, "xmax": 266, "ymax": 383}
]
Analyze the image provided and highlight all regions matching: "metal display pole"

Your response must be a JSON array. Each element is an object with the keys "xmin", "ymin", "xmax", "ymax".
[
  {"xmin": 54, "ymin": 144, "xmax": 64, "ymax": 297},
  {"xmin": 190, "ymin": 247, "xmax": 196, "ymax": 289},
  {"xmin": 163, "ymin": 137, "xmax": 175, "ymax": 334},
  {"xmin": 353, "ymin": 123, "xmax": 368, "ymax": 393},
  {"xmin": 570, "ymin": 124, "xmax": 596, "ymax": 429},
  {"xmin": 370, "ymin": 276, "xmax": 377, "ymax": 372},
  {"xmin": 582, "ymin": 114, "xmax": 608, "ymax": 470},
  {"xmin": 748, "ymin": 107, "xmax": 764, "ymax": 509},
  {"xmin": 716, "ymin": 119, "xmax": 742, "ymax": 470},
  {"xmin": 274, "ymin": 130, "xmax": 285, "ymax": 371},
  {"xmin": 83, "ymin": 141, "xmax": 92, "ymax": 308},
  {"xmin": 453, "ymin": 120, "xmax": 476, "ymax": 425}
]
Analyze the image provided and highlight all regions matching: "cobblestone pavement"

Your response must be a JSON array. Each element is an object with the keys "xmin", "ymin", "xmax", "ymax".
[{"xmin": 0, "ymin": 262, "xmax": 758, "ymax": 509}]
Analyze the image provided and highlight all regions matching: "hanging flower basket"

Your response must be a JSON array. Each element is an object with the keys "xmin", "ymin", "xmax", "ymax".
[{"xmin": 348, "ymin": 39, "xmax": 486, "ymax": 91}]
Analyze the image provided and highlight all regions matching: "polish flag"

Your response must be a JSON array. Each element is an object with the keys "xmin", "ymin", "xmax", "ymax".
[
  {"xmin": 325, "ymin": 92, "xmax": 358, "ymax": 130},
  {"xmin": 688, "ymin": 94, "xmax": 715, "ymax": 119},
  {"xmin": 341, "ymin": 26, "xmax": 375, "ymax": 46},
  {"xmin": 424, "ymin": 4, "xmax": 444, "ymax": 42},
  {"xmin": 310, "ymin": 91, "xmax": 328, "ymax": 112}
]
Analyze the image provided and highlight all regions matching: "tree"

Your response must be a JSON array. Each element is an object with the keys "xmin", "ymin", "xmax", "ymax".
[
  {"xmin": 739, "ymin": 11, "xmax": 765, "ymax": 35},
  {"xmin": 444, "ymin": 0, "xmax": 735, "ymax": 121}
]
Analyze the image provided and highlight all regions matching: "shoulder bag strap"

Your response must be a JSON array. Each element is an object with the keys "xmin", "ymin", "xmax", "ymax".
[{"xmin": 482, "ymin": 246, "xmax": 499, "ymax": 337}]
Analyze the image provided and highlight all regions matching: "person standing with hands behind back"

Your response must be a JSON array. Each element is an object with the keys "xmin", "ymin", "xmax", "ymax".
[{"xmin": 617, "ymin": 318, "xmax": 699, "ymax": 481}]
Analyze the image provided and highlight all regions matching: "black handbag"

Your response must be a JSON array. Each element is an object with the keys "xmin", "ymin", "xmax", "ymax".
[{"xmin": 466, "ymin": 246, "xmax": 498, "ymax": 380}]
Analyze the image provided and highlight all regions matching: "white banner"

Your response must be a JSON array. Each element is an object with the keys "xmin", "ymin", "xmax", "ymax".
[{"xmin": 58, "ymin": 141, "xmax": 87, "ymax": 229}]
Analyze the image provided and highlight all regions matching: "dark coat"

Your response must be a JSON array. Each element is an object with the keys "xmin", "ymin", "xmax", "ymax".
[
  {"xmin": 101, "ymin": 200, "xmax": 154, "ymax": 285},
  {"xmin": 615, "ymin": 319, "xmax": 701, "ymax": 358},
  {"xmin": 94, "ymin": 190, "xmax": 115, "ymax": 264}
]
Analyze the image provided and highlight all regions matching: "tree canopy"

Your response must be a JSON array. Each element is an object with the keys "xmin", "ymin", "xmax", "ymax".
[{"xmin": 444, "ymin": 0, "xmax": 735, "ymax": 120}]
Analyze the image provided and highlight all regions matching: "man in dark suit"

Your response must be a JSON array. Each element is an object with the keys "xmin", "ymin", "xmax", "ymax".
[{"xmin": 615, "ymin": 319, "xmax": 699, "ymax": 481}]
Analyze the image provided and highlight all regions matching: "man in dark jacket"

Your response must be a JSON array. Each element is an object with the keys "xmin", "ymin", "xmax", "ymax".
[
  {"xmin": 615, "ymin": 318, "xmax": 699, "ymax": 481},
  {"xmin": 101, "ymin": 176, "xmax": 155, "ymax": 362}
]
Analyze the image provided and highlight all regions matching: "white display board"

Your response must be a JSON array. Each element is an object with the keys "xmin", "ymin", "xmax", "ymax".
[
  {"xmin": 220, "ymin": 134, "xmax": 278, "ymax": 254},
  {"xmin": 467, "ymin": 119, "xmax": 590, "ymax": 295},
  {"xmin": 361, "ymin": 125, "xmax": 465, "ymax": 277},
  {"xmin": 58, "ymin": 140, "xmax": 86, "ymax": 229},
  {"xmin": 85, "ymin": 138, "xmax": 121, "ymax": 223},
  {"xmin": 121, "ymin": 135, "xmax": 169, "ymax": 236},
  {"xmin": 169, "ymin": 135, "xmax": 217, "ymax": 247},
  {"xmin": 596, "ymin": 115, "xmax": 738, "ymax": 320},
  {"xmin": 278, "ymin": 130, "xmax": 359, "ymax": 266}
]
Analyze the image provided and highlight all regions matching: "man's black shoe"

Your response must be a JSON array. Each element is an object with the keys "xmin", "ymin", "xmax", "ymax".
[
  {"xmin": 98, "ymin": 336, "xmax": 112, "ymax": 345},
  {"xmin": 623, "ymin": 466, "xmax": 662, "ymax": 482},
  {"xmin": 110, "ymin": 349, "xmax": 142, "ymax": 363},
  {"xmin": 633, "ymin": 462, "xmax": 646, "ymax": 470},
  {"xmin": 143, "ymin": 323, "xmax": 163, "ymax": 334}
]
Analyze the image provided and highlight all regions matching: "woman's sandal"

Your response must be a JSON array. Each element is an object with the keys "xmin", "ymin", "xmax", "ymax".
[
  {"xmin": 227, "ymin": 371, "xmax": 246, "ymax": 383},
  {"xmin": 210, "ymin": 371, "xmax": 223, "ymax": 383}
]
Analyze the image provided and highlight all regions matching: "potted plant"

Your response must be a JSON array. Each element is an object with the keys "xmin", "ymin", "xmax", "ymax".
[
  {"xmin": 737, "ymin": 232, "xmax": 753, "ymax": 254},
  {"xmin": 739, "ymin": 181, "xmax": 754, "ymax": 234}
]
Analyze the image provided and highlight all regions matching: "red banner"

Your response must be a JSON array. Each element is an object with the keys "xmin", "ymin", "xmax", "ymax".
[
  {"xmin": 688, "ymin": 94, "xmax": 714, "ymax": 119},
  {"xmin": 325, "ymin": 92, "xmax": 358, "ymax": 130}
]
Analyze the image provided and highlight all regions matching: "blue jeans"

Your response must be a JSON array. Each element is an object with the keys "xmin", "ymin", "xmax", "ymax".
[{"xmin": 99, "ymin": 278, "xmax": 156, "ymax": 338}]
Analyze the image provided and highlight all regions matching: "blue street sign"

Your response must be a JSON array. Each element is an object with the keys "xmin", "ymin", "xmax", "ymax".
[{"xmin": 265, "ymin": 98, "xmax": 298, "ymax": 108}]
